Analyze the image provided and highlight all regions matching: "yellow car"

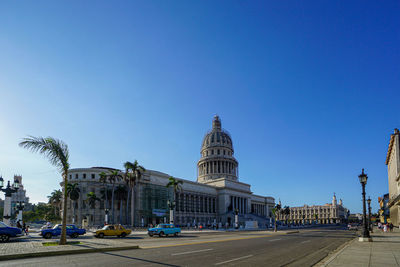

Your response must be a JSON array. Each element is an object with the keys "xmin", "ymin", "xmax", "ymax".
[{"xmin": 95, "ymin": 224, "xmax": 132, "ymax": 238}]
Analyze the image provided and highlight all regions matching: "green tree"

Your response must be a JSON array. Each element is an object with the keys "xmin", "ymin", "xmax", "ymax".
[
  {"xmin": 283, "ymin": 206, "xmax": 290, "ymax": 225},
  {"xmin": 272, "ymin": 203, "xmax": 281, "ymax": 232},
  {"xmin": 166, "ymin": 176, "xmax": 183, "ymax": 224},
  {"xmin": 86, "ymin": 192, "xmax": 100, "ymax": 226},
  {"xmin": 19, "ymin": 136, "xmax": 70, "ymax": 245},
  {"xmin": 67, "ymin": 183, "xmax": 80, "ymax": 224},
  {"xmin": 107, "ymin": 170, "xmax": 123, "ymax": 224},
  {"xmin": 123, "ymin": 160, "xmax": 145, "ymax": 226},
  {"xmin": 47, "ymin": 189, "xmax": 62, "ymax": 217}
]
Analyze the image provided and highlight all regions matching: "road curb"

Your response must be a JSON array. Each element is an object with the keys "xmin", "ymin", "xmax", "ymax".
[
  {"xmin": 0, "ymin": 245, "xmax": 140, "ymax": 261},
  {"xmin": 313, "ymin": 236, "xmax": 357, "ymax": 267}
]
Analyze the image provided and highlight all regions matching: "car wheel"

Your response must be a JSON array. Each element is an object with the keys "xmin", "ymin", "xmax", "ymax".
[
  {"xmin": 121, "ymin": 232, "xmax": 127, "ymax": 238},
  {"xmin": 98, "ymin": 233, "xmax": 104, "ymax": 238},
  {"xmin": 71, "ymin": 233, "xmax": 78, "ymax": 238},
  {"xmin": 0, "ymin": 234, "xmax": 9, "ymax": 242},
  {"xmin": 44, "ymin": 233, "xmax": 52, "ymax": 239},
  {"xmin": 159, "ymin": 231, "xmax": 165, "ymax": 237},
  {"xmin": 148, "ymin": 233, "xmax": 154, "ymax": 237},
  {"xmin": 174, "ymin": 232, "xmax": 178, "ymax": 237}
]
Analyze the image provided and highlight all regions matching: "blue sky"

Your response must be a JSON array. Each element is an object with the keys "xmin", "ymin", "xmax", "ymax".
[{"xmin": 0, "ymin": 1, "xmax": 399, "ymax": 214}]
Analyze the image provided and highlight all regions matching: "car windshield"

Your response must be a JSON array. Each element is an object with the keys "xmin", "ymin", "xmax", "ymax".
[
  {"xmin": 101, "ymin": 226, "xmax": 109, "ymax": 230},
  {"xmin": 155, "ymin": 224, "xmax": 164, "ymax": 228},
  {"xmin": 53, "ymin": 225, "xmax": 61, "ymax": 229},
  {"xmin": 0, "ymin": 222, "xmax": 8, "ymax": 228}
]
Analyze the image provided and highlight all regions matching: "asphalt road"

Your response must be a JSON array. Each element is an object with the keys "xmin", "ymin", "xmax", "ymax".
[{"xmin": 0, "ymin": 228, "xmax": 356, "ymax": 267}]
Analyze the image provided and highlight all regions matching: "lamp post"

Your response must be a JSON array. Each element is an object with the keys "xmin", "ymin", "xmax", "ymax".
[
  {"xmin": 358, "ymin": 169, "xmax": 371, "ymax": 241},
  {"xmin": 0, "ymin": 177, "xmax": 20, "ymax": 225},
  {"xmin": 15, "ymin": 201, "xmax": 25, "ymax": 222},
  {"xmin": 234, "ymin": 208, "xmax": 239, "ymax": 229},
  {"xmin": 104, "ymin": 208, "xmax": 109, "ymax": 225},
  {"xmin": 167, "ymin": 200, "xmax": 175, "ymax": 224},
  {"xmin": 367, "ymin": 196, "xmax": 373, "ymax": 233}
]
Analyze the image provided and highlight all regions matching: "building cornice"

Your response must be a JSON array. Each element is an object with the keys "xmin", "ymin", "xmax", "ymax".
[{"xmin": 386, "ymin": 129, "xmax": 399, "ymax": 165}]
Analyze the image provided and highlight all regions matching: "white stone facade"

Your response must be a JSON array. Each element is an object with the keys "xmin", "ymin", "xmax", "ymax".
[
  {"xmin": 65, "ymin": 116, "xmax": 275, "ymax": 227},
  {"xmin": 386, "ymin": 128, "xmax": 400, "ymax": 226},
  {"xmin": 288, "ymin": 194, "xmax": 349, "ymax": 224}
]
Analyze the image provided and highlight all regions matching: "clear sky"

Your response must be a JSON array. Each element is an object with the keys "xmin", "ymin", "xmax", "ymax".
[{"xmin": 0, "ymin": 1, "xmax": 399, "ymax": 214}]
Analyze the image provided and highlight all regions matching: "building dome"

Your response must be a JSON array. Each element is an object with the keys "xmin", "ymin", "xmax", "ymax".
[{"xmin": 197, "ymin": 115, "xmax": 238, "ymax": 183}]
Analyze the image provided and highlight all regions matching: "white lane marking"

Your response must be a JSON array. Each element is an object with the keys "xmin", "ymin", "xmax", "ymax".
[
  {"xmin": 301, "ymin": 240, "xmax": 311, "ymax": 243},
  {"xmin": 269, "ymin": 238, "xmax": 282, "ymax": 242},
  {"xmin": 215, "ymin": 255, "xmax": 253, "ymax": 265},
  {"xmin": 171, "ymin": 248, "xmax": 213, "ymax": 256}
]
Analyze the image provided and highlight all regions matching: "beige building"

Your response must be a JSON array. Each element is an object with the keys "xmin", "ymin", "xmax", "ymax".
[
  {"xmin": 386, "ymin": 128, "xmax": 400, "ymax": 226},
  {"xmin": 288, "ymin": 194, "xmax": 349, "ymax": 224},
  {"xmin": 65, "ymin": 116, "xmax": 275, "ymax": 227}
]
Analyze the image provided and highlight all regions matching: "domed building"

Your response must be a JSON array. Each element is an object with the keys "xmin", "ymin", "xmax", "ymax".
[{"xmin": 65, "ymin": 116, "xmax": 275, "ymax": 228}]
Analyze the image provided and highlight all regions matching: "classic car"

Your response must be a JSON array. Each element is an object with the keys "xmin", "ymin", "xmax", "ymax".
[
  {"xmin": 0, "ymin": 221, "xmax": 23, "ymax": 242},
  {"xmin": 148, "ymin": 224, "xmax": 181, "ymax": 237},
  {"xmin": 40, "ymin": 224, "xmax": 86, "ymax": 239},
  {"xmin": 95, "ymin": 224, "xmax": 132, "ymax": 238}
]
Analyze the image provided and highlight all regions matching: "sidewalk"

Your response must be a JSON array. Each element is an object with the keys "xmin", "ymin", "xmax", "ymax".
[{"xmin": 317, "ymin": 228, "xmax": 400, "ymax": 267}]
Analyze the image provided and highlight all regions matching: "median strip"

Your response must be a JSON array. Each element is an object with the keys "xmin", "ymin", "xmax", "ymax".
[{"xmin": 0, "ymin": 245, "xmax": 140, "ymax": 261}]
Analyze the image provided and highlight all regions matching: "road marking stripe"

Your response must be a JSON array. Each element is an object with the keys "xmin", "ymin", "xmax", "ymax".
[
  {"xmin": 215, "ymin": 255, "xmax": 253, "ymax": 265},
  {"xmin": 171, "ymin": 248, "xmax": 213, "ymax": 256},
  {"xmin": 301, "ymin": 240, "xmax": 311, "ymax": 243},
  {"xmin": 269, "ymin": 238, "xmax": 282, "ymax": 242},
  {"xmin": 143, "ymin": 233, "xmax": 284, "ymax": 249}
]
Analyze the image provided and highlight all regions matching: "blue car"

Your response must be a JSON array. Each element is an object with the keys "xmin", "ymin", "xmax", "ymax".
[
  {"xmin": 40, "ymin": 224, "xmax": 86, "ymax": 239},
  {"xmin": 0, "ymin": 221, "xmax": 23, "ymax": 242},
  {"xmin": 148, "ymin": 224, "xmax": 181, "ymax": 237}
]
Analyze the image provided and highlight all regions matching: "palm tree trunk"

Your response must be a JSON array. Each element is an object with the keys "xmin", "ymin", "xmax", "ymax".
[
  {"xmin": 111, "ymin": 184, "xmax": 115, "ymax": 224},
  {"xmin": 60, "ymin": 173, "xmax": 68, "ymax": 245},
  {"xmin": 119, "ymin": 200, "xmax": 122, "ymax": 224},
  {"xmin": 131, "ymin": 186, "xmax": 135, "ymax": 227},
  {"xmin": 126, "ymin": 188, "xmax": 131, "ymax": 225}
]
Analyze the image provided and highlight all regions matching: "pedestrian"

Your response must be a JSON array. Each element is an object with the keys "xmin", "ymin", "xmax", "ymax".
[
  {"xmin": 384, "ymin": 224, "xmax": 388, "ymax": 233},
  {"xmin": 16, "ymin": 221, "xmax": 22, "ymax": 229},
  {"xmin": 25, "ymin": 225, "xmax": 29, "ymax": 236},
  {"xmin": 390, "ymin": 223, "xmax": 394, "ymax": 232},
  {"xmin": 22, "ymin": 221, "xmax": 27, "ymax": 235}
]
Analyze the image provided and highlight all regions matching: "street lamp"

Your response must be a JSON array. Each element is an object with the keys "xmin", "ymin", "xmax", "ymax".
[
  {"xmin": 167, "ymin": 200, "xmax": 176, "ymax": 224},
  {"xmin": 358, "ymin": 169, "xmax": 371, "ymax": 241},
  {"xmin": 15, "ymin": 201, "xmax": 25, "ymax": 222},
  {"xmin": 0, "ymin": 177, "xmax": 20, "ymax": 225},
  {"xmin": 104, "ymin": 208, "xmax": 109, "ymax": 225},
  {"xmin": 367, "ymin": 196, "xmax": 373, "ymax": 233}
]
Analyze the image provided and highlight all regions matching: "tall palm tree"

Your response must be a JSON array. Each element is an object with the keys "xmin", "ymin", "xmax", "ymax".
[
  {"xmin": 99, "ymin": 171, "xmax": 109, "ymax": 222},
  {"xmin": 115, "ymin": 185, "xmax": 127, "ymax": 224},
  {"xmin": 107, "ymin": 170, "xmax": 122, "ymax": 224},
  {"xmin": 86, "ymin": 192, "xmax": 100, "ymax": 226},
  {"xmin": 272, "ymin": 203, "xmax": 281, "ymax": 232},
  {"xmin": 19, "ymin": 136, "xmax": 70, "ymax": 245},
  {"xmin": 47, "ymin": 189, "xmax": 62, "ymax": 217},
  {"xmin": 123, "ymin": 160, "xmax": 145, "ymax": 226},
  {"xmin": 67, "ymin": 183, "xmax": 80, "ymax": 224},
  {"xmin": 166, "ymin": 176, "xmax": 183, "ymax": 224},
  {"xmin": 283, "ymin": 206, "xmax": 290, "ymax": 225}
]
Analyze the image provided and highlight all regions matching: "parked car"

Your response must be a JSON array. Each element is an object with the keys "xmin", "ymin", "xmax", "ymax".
[
  {"xmin": 40, "ymin": 224, "xmax": 86, "ymax": 239},
  {"xmin": 94, "ymin": 224, "xmax": 132, "ymax": 238},
  {"xmin": 0, "ymin": 221, "xmax": 23, "ymax": 242},
  {"xmin": 148, "ymin": 224, "xmax": 181, "ymax": 237}
]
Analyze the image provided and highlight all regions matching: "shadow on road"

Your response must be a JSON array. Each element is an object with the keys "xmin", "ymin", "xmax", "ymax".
[{"xmin": 102, "ymin": 251, "xmax": 180, "ymax": 267}]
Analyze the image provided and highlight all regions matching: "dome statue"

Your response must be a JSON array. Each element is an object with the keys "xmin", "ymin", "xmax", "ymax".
[{"xmin": 197, "ymin": 116, "xmax": 238, "ymax": 183}]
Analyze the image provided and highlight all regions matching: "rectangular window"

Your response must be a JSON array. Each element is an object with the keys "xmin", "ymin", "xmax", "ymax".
[
  {"xmin": 75, "ymin": 174, "xmax": 78, "ymax": 179},
  {"xmin": 217, "ymin": 149, "xmax": 220, "ymax": 155},
  {"xmin": 91, "ymin": 174, "xmax": 95, "ymax": 179},
  {"xmin": 211, "ymin": 150, "xmax": 214, "ymax": 155},
  {"xmin": 83, "ymin": 173, "xmax": 86, "ymax": 179}
]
